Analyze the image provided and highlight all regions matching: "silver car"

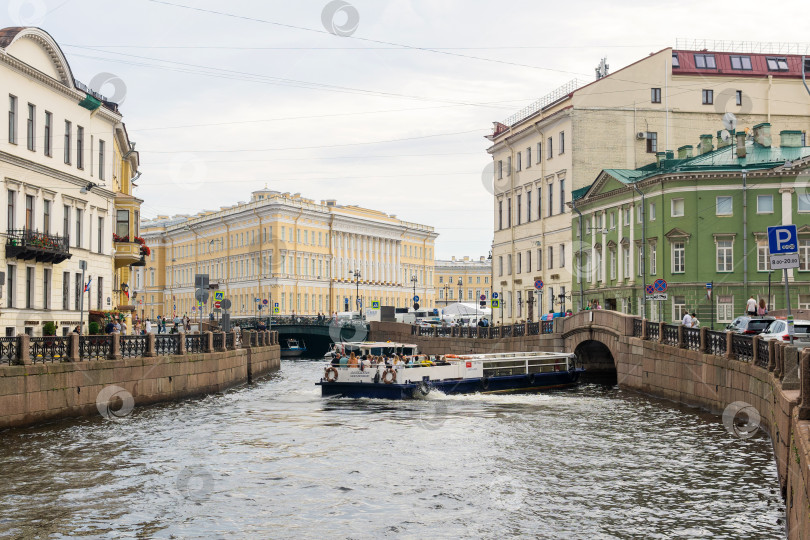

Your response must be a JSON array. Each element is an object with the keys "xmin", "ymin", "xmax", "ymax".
[{"xmin": 759, "ymin": 319, "xmax": 810, "ymax": 348}]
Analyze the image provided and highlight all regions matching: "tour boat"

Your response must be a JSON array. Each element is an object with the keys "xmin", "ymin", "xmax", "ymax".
[
  {"xmin": 317, "ymin": 343, "xmax": 582, "ymax": 400},
  {"xmin": 281, "ymin": 338, "xmax": 307, "ymax": 357}
]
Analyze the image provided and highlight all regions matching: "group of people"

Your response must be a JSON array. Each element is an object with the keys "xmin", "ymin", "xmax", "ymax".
[
  {"xmin": 330, "ymin": 351, "xmax": 450, "ymax": 369},
  {"xmin": 681, "ymin": 311, "xmax": 701, "ymax": 328},
  {"xmin": 746, "ymin": 296, "xmax": 769, "ymax": 316}
]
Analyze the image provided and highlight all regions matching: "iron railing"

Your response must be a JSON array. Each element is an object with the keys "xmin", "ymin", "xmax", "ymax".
[
  {"xmin": 79, "ymin": 335, "xmax": 112, "ymax": 360},
  {"xmin": 706, "ymin": 330, "xmax": 727, "ymax": 357},
  {"xmin": 732, "ymin": 334, "xmax": 753, "ymax": 362},
  {"xmin": 756, "ymin": 339, "xmax": 771, "ymax": 369},
  {"xmin": 633, "ymin": 319, "xmax": 643, "ymax": 338},
  {"xmin": 513, "ymin": 323, "xmax": 525, "ymax": 337},
  {"xmin": 683, "ymin": 327, "xmax": 701, "ymax": 351},
  {"xmin": 527, "ymin": 322, "xmax": 539, "ymax": 335},
  {"xmin": 155, "ymin": 335, "xmax": 179, "ymax": 356},
  {"xmin": 646, "ymin": 321, "xmax": 660, "ymax": 341},
  {"xmin": 29, "ymin": 336, "xmax": 69, "ymax": 363},
  {"xmin": 6, "ymin": 228, "xmax": 71, "ymax": 264},
  {"xmin": 542, "ymin": 321, "xmax": 554, "ymax": 334},
  {"xmin": 250, "ymin": 332, "xmax": 258, "ymax": 347},
  {"xmin": 502, "ymin": 325, "xmax": 513, "ymax": 338},
  {"xmin": 186, "ymin": 334, "xmax": 204, "ymax": 353},
  {"xmin": 663, "ymin": 325, "xmax": 679, "ymax": 347},
  {"xmin": 120, "ymin": 335, "xmax": 147, "ymax": 358},
  {"xmin": 213, "ymin": 332, "xmax": 224, "ymax": 351},
  {"xmin": 0, "ymin": 337, "xmax": 17, "ymax": 365},
  {"xmin": 225, "ymin": 333, "xmax": 235, "ymax": 349}
]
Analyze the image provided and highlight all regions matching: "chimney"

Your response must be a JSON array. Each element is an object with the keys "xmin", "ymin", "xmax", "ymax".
[
  {"xmin": 780, "ymin": 130, "xmax": 803, "ymax": 148},
  {"xmin": 736, "ymin": 131, "xmax": 747, "ymax": 158},
  {"xmin": 665, "ymin": 150, "xmax": 674, "ymax": 160},
  {"xmin": 699, "ymin": 134, "xmax": 714, "ymax": 155},
  {"xmin": 656, "ymin": 151, "xmax": 666, "ymax": 167},
  {"xmin": 716, "ymin": 130, "xmax": 732, "ymax": 149},
  {"xmin": 753, "ymin": 123, "xmax": 772, "ymax": 147},
  {"xmin": 677, "ymin": 145, "xmax": 693, "ymax": 159}
]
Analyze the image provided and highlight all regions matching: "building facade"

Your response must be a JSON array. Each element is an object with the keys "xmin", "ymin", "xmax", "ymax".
[
  {"xmin": 488, "ymin": 41, "xmax": 810, "ymax": 323},
  {"xmin": 434, "ymin": 256, "xmax": 491, "ymax": 306},
  {"xmin": 138, "ymin": 189, "xmax": 438, "ymax": 320},
  {"xmin": 0, "ymin": 27, "xmax": 141, "ymax": 336},
  {"xmin": 572, "ymin": 123, "xmax": 810, "ymax": 325}
]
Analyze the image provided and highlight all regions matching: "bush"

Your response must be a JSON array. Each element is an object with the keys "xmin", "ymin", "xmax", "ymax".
[
  {"xmin": 42, "ymin": 321, "xmax": 57, "ymax": 336},
  {"xmin": 88, "ymin": 321, "xmax": 100, "ymax": 335}
]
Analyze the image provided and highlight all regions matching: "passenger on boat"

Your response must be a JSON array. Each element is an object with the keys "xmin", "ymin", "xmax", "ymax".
[
  {"xmin": 348, "ymin": 352, "xmax": 358, "ymax": 368},
  {"xmin": 331, "ymin": 354, "xmax": 340, "ymax": 367},
  {"xmin": 339, "ymin": 354, "xmax": 349, "ymax": 367}
]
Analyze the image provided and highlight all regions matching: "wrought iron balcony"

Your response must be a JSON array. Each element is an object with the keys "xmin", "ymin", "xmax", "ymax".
[{"xmin": 6, "ymin": 229, "xmax": 71, "ymax": 264}]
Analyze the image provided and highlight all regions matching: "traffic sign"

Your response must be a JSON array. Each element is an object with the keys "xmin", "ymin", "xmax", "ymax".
[
  {"xmin": 768, "ymin": 225, "xmax": 798, "ymax": 255},
  {"xmin": 645, "ymin": 284, "xmax": 655, "ymax": 295},
  {"xmin": 274, "ymin": 302, "xmax": 279, "ymax": 307},
  {"xmin": 492, "ymin": 292, "xmax": 499, "ymax": 299},
  {"xmin": 480, "ymin": 294, "xmax": 486, "ymax": 301},
  {"xmin": 653, "ymin": 279, "xmax": 667, "ymax": 293},
  {"xmin": 371, "ymin": 301, "xmax": 380, "ymax": 309},
  {"xmin": 273, "ymin": 307, "xmax": 279, "ymax": 314},
  {"xmin": 195, "ymin": 288, "xmax": 209, "ymax": 304},
  {"xmin": 491, "ymin": 299, "xmax": 501, "ymax": 308},
  {"xmin": 534, "ymin": 279, "xmax": 544, "ymax": 290},
  {"xmin": 214, "ymin": 301, "xmax": 221, "ymax": 309},
  {"xmin": 646, "ymin": 293, "xmax": 668, "ymax": 301},
  {"xmin": 770, "ymin": 253, "xmax": 800, "ymax": 270},
  {"xmin": 413, "ymin": 295, "xmax": 420, "ymax": 302},
  {"xmin": 262, "ymin": 299, "xmax": 268, "ymax": 305},
  {"xmin": 214, "ymin": 291, "xmax": 224, "ymax": 302},
  {"xmin": 706, "ymin": 283, "xmax": 712, "ymax": 289},
  {"xmin": 220, "ymin": 298, "xmax": 232, "ymax": 310}
]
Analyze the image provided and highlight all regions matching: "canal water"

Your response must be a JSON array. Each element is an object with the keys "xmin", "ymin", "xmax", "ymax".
[{"xmin": 0, "ymin": 360, "xmax": 785, "ymax": 539}]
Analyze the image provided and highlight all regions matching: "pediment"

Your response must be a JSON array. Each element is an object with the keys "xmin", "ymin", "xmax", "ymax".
[
  {"xmin": 1, "ymin": 27, "xmax": 74, "ymax": 86},
  {"xmin": 665, "ymin": 227, "xmax": 691, "ymax": 239}
]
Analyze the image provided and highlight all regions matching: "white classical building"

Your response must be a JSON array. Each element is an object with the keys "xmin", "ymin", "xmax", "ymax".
[{"xmin": 0, "ymin": 27, "xmax": 137, "ymax": 335}]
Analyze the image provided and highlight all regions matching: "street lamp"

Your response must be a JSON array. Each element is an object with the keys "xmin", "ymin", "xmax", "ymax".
[
  {"xmin": 411, "ymin": 275, "xmax": 418, "ymax": 309},
  {"xmin": 349, "ymin": 269, "xmax": 361, "ymax": 318},
  {"xmin": 442, "ymin": 283, "xmax": 450, "ymax": 306}
]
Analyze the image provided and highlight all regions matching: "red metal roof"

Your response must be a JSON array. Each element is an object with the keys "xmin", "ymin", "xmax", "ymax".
[{"xmin": 672, "ymin": 50, "xmax": 807, "ymax": 78}]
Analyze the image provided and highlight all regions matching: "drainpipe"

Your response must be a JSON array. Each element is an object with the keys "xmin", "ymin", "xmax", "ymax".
[
  {"xmin": 803, "ymin": 56, "xmax": 810, "ymax": 96},
  {"xmin": 632, "ymin": 183, "xmax": 647, "ymax": 320},
  {"xmin": 572, "ymin": 201, "xmax": 585, "ymax": 312},
  {"xmin": 253, "ymin": 209, "xmax": 263, "ymax": 319},
  {"xmin": 767, "ymin": 75, "xmax": 773, "ymax": 123},
  {"xmin": 743, "ymin": 170, "xmax": 748, "ymax": 300}
]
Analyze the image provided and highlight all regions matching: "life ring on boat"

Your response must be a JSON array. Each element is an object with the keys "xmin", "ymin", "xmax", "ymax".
[
  {"xmin": 324, "ymin": 367, "xmax": 339, "ymax": 382},
  {"xmin": 446, "ymin": 354, "xmax": 459, "ymax": 359},
  {"xmin": 479, "ymin": 377, "xmax": 490, "ymax": 391},
  {"xmin": 382, "ymin": 368, "xmax": 397, "ymax": 384},
  {"xmin": 414, "ymin": 381, "xmax": 431, "ymax": 397}
]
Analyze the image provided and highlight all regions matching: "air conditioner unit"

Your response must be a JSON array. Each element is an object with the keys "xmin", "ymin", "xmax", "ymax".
[{"xmin": 636, "ymin": 131, "xmax": 647, "ymax": 140}]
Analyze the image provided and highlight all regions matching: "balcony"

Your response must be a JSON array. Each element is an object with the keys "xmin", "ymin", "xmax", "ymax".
[
  {"xmin": 113, "ymin": 240, "xmax": 143, "ymax": 268},
  {"xmin": 6, "ymin": 229, "xmax": 71, "ymax": 264}
]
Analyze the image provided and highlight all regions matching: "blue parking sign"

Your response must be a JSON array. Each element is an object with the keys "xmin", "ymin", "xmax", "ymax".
[{"xmin": 768, "ymin": 225, "xmax": 798, "ymax": 254}]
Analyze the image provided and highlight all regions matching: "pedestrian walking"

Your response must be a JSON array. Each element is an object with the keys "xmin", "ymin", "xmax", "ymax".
[
  {"xmin": 746, "ymin": 295, "xmax": 757, "ymax": 316},
  {"xmin": 682, "ymin": 311, "xmax": 692, "ymax": 327}
]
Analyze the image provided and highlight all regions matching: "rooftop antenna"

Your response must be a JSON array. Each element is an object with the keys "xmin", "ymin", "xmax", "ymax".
[{"xmin": 595, "ymin": 57, "xmax": 609, "ymax": 80}]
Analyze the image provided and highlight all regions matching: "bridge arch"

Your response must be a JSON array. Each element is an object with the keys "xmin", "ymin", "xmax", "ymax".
[{"xmin": 564, "ymin": 326, "xmax": 621, "ymax": 382}]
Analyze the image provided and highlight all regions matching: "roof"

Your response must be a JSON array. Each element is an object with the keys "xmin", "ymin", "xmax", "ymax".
[{"xmin": 672, "ymin": 49, "xmax": 809, "ymax": 79}]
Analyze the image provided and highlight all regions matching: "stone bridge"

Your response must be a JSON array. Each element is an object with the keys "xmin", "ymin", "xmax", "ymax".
[
  {"xmin": 370, "ymin": 310, "xmax": 810, "ymax": 538},
  {"xmin": 237, "ymin": 317, "xmax": 370, "ymax": 356}
]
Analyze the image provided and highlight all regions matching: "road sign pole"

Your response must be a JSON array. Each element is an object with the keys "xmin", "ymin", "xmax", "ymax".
[
  {"xmin": 784, "ymin": 268, "xmax": 794, "ymax": 345},
  {"xmin": 710, "ymin": 281, "xmax": 714, "ymax": 331}
]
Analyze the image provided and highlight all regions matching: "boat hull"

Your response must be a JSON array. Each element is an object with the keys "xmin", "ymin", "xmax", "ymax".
[
  {"xmin": 318, "ymin": 368, "xmax": 583, "ymax": 400},
  {"xmin": 281, "ymin": 348, "xmax": 306, "ymax": 358}
]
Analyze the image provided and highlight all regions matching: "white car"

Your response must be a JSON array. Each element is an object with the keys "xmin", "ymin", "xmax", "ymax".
[{"xmin": 759, "ymin": 319, "xmax": 810, "ymax": 348}]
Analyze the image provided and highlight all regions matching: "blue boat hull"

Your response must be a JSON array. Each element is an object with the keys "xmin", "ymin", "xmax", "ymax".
[{"xmin": 317, "ymin": 368, "xmax": 584, "ymax": 400}]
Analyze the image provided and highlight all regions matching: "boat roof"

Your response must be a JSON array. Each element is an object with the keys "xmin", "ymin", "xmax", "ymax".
[{"xmin": 341, "ymin": 341, "xmax": 418, "ymax": 348}]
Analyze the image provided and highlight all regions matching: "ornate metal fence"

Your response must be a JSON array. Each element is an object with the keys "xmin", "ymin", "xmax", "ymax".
[
  {"xmin": 542, "ymin": 321, "xmax": 554, "ymax": 334},
  {"xmin": 29, "ymin": 336, "xmax": 69, "ymax": 363},
  {"xmin": 756, "ymin": 339, "xmax": 770, "ymax": 369},
  {"xmin": 79, "ymin": 335, "xmax": 112, "ymax": 360},
  {"xmin": 527, "ymin": 322, "xmax": 539, "ymax": 335},
  {"xmin": 501, "ymin": 325, "xmax": 513, "ymax": 338},
  {"xmin": 646, "ymin": 321, "xmax": 660, "ymax": 341},
  {"xmin": 120, "ymin": 335, "xmax": 147, "ymax": 358},
  {"xmin": 705, "ymin": 331, "xmax": 727, "ymax": 357},
  {"xmin": 662, "ymin": 325, "xmax": 679, "ymax": 347},
  {"xmin": 186, "ymin": 334, "xmax": 204, "ymax": 353},
  {"xmin": 0, "ymin": 337, "xmax": 18, "ymax": 365},
  {"xmin": 213, "ymin": 332, "xmax": 224, "ymax": 351},
  {"xmin": 633, "ymin": 319, "xmax": 643, "ymax": 338},
  {"xmin": 513, "ymin": 324, "xmax": 525, "ymax": 337},
  {"xmin": 155, "ymin": 335, "xmax": 179, "ymax": 356},
  {"xmin": 683, "ymin": 327, "xmax": 701, "ymax": 351},
  {"xmin": 225, "ymin": 333, "xmax": 235, "ymax": 349},
  {"xmin": 732, "ymin": 334, "xmax": 753, "ymax": 362}
]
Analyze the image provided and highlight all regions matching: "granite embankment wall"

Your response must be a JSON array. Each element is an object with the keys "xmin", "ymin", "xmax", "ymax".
[
  {"xmin": 371, "ymin": 315, "xmax": 810, "ymax": 538},
  {"xmin": 0, "ymin": 330, "xmax": 280, "ymax": 430}
]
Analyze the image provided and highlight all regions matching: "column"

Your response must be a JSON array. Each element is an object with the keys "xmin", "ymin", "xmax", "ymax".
[
  {"xmin": 628, "ymin": 203, "xmax": 635, "ymax": 285},
  {"xmin": 617, "ymin": 207, "xmax": 624, "ymax": 282}
]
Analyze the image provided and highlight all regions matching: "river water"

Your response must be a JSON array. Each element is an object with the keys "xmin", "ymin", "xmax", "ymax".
[{"xmin": 0, "ymin": 360, "xmax": 786, "ymax": 539}]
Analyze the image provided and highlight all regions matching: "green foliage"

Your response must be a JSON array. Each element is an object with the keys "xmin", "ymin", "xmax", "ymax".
[
  {"xmin": 42, "ymin": 321, "xmax": 57, "ymax": 336},
  {"xmin": 89, "ymin": 321, "xmax": 100, "ymax": 335}
]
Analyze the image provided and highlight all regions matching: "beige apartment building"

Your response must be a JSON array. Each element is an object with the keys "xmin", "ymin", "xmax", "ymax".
[
  {"xmin": 434, "ymin": 255, "xmax": 491, "ymax": 306},
  {"xmin": 488, "ymin": 41, "xmax": 810, "ymax": 323},
  {"xmin": 138, "ymin": 188, "xmax": 438, "ymax": 320}
]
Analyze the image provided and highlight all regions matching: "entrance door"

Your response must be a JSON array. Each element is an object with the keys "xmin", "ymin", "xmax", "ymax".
[{"xmin": 605, "ymin": 298, "xmax": 617, "ymax": 311}]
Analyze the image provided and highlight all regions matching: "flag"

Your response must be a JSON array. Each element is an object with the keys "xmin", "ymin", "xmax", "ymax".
[{"xmin": 83, "ymin": 277, "xmax": 92, "ymax": 292}]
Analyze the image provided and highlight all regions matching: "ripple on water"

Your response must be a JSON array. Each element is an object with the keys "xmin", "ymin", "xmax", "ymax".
[{"xmin": 0, "ymin": 359, "xmax": 786, "ymax": 539}]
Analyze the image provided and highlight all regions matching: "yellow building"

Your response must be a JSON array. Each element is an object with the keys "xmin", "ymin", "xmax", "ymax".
[
  {"xmin": 434, "ymin": 256, "xmax": 491, "ymax": 306},
  {"xmin": 488, "ymin": 41, "xmax": 810, "ymax": 323},
  {"xmin": 137, "ymin": 188, "xmax": 437, "ymax": 320}
]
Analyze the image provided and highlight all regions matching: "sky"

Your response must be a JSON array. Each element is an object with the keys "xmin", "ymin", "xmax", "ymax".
[{"xmin": 8, "ymin": 0, "xmax": 810, "ymax": 259}]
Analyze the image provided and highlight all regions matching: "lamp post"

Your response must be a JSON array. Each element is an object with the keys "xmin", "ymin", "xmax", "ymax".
[
  {"xmin": 350, "ymin": 269, "xmax": 361, "ymax": 319},
  {"xmin": 443, "ymin": 283, "xmax": 450, "ymax": 306},
  {"xmin": 411, "ymin": 275, "xmax": 418, "ymax": 308}
]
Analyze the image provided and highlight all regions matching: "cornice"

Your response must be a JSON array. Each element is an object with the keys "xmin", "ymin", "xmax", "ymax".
[{"xmin": 0, "ymin": 150, "xmax": 116, "ymax": 199}]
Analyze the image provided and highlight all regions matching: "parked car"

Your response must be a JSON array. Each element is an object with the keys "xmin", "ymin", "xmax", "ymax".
[
  {"xmin": 759, "ymin": 320, "xmax": 810, "ymax": 347},
  {"xmin": 726, "ymin": 316, "xmax": 775, "ymax": 335}
]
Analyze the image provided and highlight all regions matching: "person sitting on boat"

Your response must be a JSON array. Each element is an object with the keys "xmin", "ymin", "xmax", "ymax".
[
  {"xmin": 339, "ymin": 354, "xmax": 349, "ymax": 367},
  {"xmin": 330, "ymin": 353, "xmax": 340, "ymax": 367},
  {"xmin": 348, "ymin": 352, "xmax": 358, "ymax": 368}
]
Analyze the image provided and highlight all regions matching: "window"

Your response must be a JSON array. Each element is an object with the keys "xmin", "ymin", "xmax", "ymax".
[
  {"xmin": 25, "ymin": 266, "xmax": 34, "ymax": 308},
  {"xmin": 716, "ymin": 196, "xmax": 733, "ymax": 215},
  {"xmin": 547, "ymin": 136, "xmax": 553, "ymax": 159},
  {"xmin": 702, "ymin": 89, "xmax": 714, "ymax": 105},
  {"xmin": 716, "ymin": 240, "xmax": 733, "ymax": 272},
  {"xmin": 8, "ymin": 95, "xmax": 17, "ymax": 144},
  {"xmin": 43, "ymin": 268, "xmax": 50, "ymax": 310},
  {"xmin": 6, "ymin": 265, "xmax": 14, "ymax": 308},
  {"xmin": 651, "ymin": 88, "xmax": 661, "ymax": 103},
  {"xmin": 77, "ymin": 126, "xmax": 84, "ymax": 169},
  {"xmin": 594, "ymin": 249, "xmax": 602, "ymax": 282},
  {"xmin": 537, "ymin": 187, "xmax": 542, "ymax": 218},
  {"xmin": 800, "ymin": 194, "xmax": 810, "ymax": 212},
  {"xmin": 672, "ymin": 242, "xmax": 685, "ymax": 273},
  {"xmin": 506, "ymin": 156, "xmax": 511, "ymax": 176},
  {"xmin": 517, "ymin": 195, "xmax": 522, "ymax": 225},
  {"xmin": 507, "ymin": 197, "xmax": 512, "ymax": 227},
  {"xmin": 537, "ymin": 248, "xmax": 542, "ymax": 271},
  {"xmin": 116, "ymin": 210, "xmax": 129, "ymax": 238},
  {"xmin": 547, "ymin": 184, "xmax": 553, "ymax": 216},
  {"xmin": 672, "ymin": 52, "xmax": 680, "ymax": 68},
  {"xmin": 758, "ymin": 246, "xmax": 772, "ymax": 271},
  {"xmin": 637, "ymin": 246, "xmax": 644, "ymax": 276},
  {"xmin": 98, "ymin": 139, "xmax": 106, "ymax": 179},
  {"xmin": 671, "ymin": 198, "xmax": 684, "ymax": 217},
  {"xmin": 637, "ymin": 204, "xmax": 643, "ymax": 223},
  {"xmin": 730, "ymin": 55, "xmax": 752, "ymax": 70},
  {"xmin": 674, "ymin": 296, "xmax": 687, "ymax": 322},
  {"xmin": 526, "ymin": 250, "xmax": 531, "ymax": 273},
  {"xmin": 526, "ymin": 191, "xmax": 531, "ymax": 222},
  {"xmin": 517, "ymin": 252, "xmax": 522, "ymax": 274},
  {"xmin": 609, "ymin": 212, "xmax": 614, "ymax": 229},
  {"xmin": 61, "ymin": 271, "xmax": 69, "ymax": 309},
  {"xmin": 717, "ymin": 297, "xmax": 734, "ymax": 323},
  {"xmin": 736, "ymin": 90, "xmax": 743, "ymax": 106},
  {"xmin": 74, "ymin": 273, "xmax": 81, "ymax": 311},
  {"xmin": 64, "ymin": 121, "xmax": 71, "ymax": 164},
  {"xmin": 559, "ymin": 131, "xmax": 565, "ymax": 154},
  {"xmin": 560, "ymin": 244, "xmax": 565, "ymax": 268},
  {"xmin": 44, "ymin": 111, "xmax": 51, "ymax": 156},
  {"xmin": 646, "ymin": 132, "xmax": 657, "ymax": 153},
  {"xmin": 498, "ymin": 256, "xmax": 503, "ymax": 276},
  {"xmin": 799, "ymin": 240, "xmax": 810, "ymax": 271},
  {"xmin": 694, "ymin": 54, "xmax": 716, "ymax": 69},
  {"xmin": 516, "ymin": 151, "xmax": 522, "ymax": 172},
  {"xmin": 63, "ymin": 205, "xmax": 69, "ymax": 239},
  {"xmin": 6, "ymin": 190, "xmax": 14, "ymax": 231},
  {"xmin": 43, "ymin": 200, "xmax": 50, "ymax": 233},
  {"xmin": 497, "ymin": 160, "xmax": 503, "ymax": 179},
  {"xmin": 623, "ymin": 207, "xmax": 630, "ymax": 225},
  {"xmin": 24, "ymin": 195, "xmax": 33, "ymax": 230},
  {"xmin": 757, "ymin": 195, "xmax": 774, "ymax": 213},
  {"xmin": 97, "ymin": 217, "xmax": 103, "ymax": 253},
  {"xmin": 650, "ymin": 243, "xmax": 657, "ymax": 274},
  {"xmin": 798, "ymin": 295, "xmax": 810, "ymax": 310},
  {"xmin": 536, "ymin": 142, "xmax": 542, "ymax": 163},
  {"xmin": 526, "ymin": 147, "xmax": 531, "ymax": 168},
  {"xmin": 75, "ymin": 208, "xmax": 82, "ymax": 248},
  {"xmin": 26, "ymin": 103, "xmax": 35, "ymax": 151},
  {"xmin": 548, "ymin": 246, "xmax": 554, "ymax": 269},
  {"xmin": 559, "ymin": 179, "xmax": 566, "ymax": 213},
  {"xmin": 507, "ymin": 254, "xmax": 512, "ymax": 275},
  {"xmin": 96, "ymin": 277, "xmax": 102, "ymax": 309},
  {"xmin": 766, "ymin": 57, "xmax": 789, "ymax": 72},
  {"xmin": 498, "ymin": 200, "xmax": 503, "ymax": 230},
  {"xmin": 622, "ymin": 246, "xmax": 630, "ymax": 278}
]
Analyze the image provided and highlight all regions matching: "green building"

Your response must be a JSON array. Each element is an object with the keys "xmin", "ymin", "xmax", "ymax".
[{"xmin": 571, "ymin": 123, "xmax": 810, "ymax": 326}]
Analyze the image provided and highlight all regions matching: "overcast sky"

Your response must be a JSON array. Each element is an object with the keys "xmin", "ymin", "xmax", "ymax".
[{"xmin": 11, "ymin": 0, "xmax": 810, "ymax": 259}]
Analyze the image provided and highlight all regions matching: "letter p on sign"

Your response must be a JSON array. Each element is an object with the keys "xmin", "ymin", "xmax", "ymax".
[{"xmin": 768, "ymin": 225, "xmax": 798, "ymax": 255}]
